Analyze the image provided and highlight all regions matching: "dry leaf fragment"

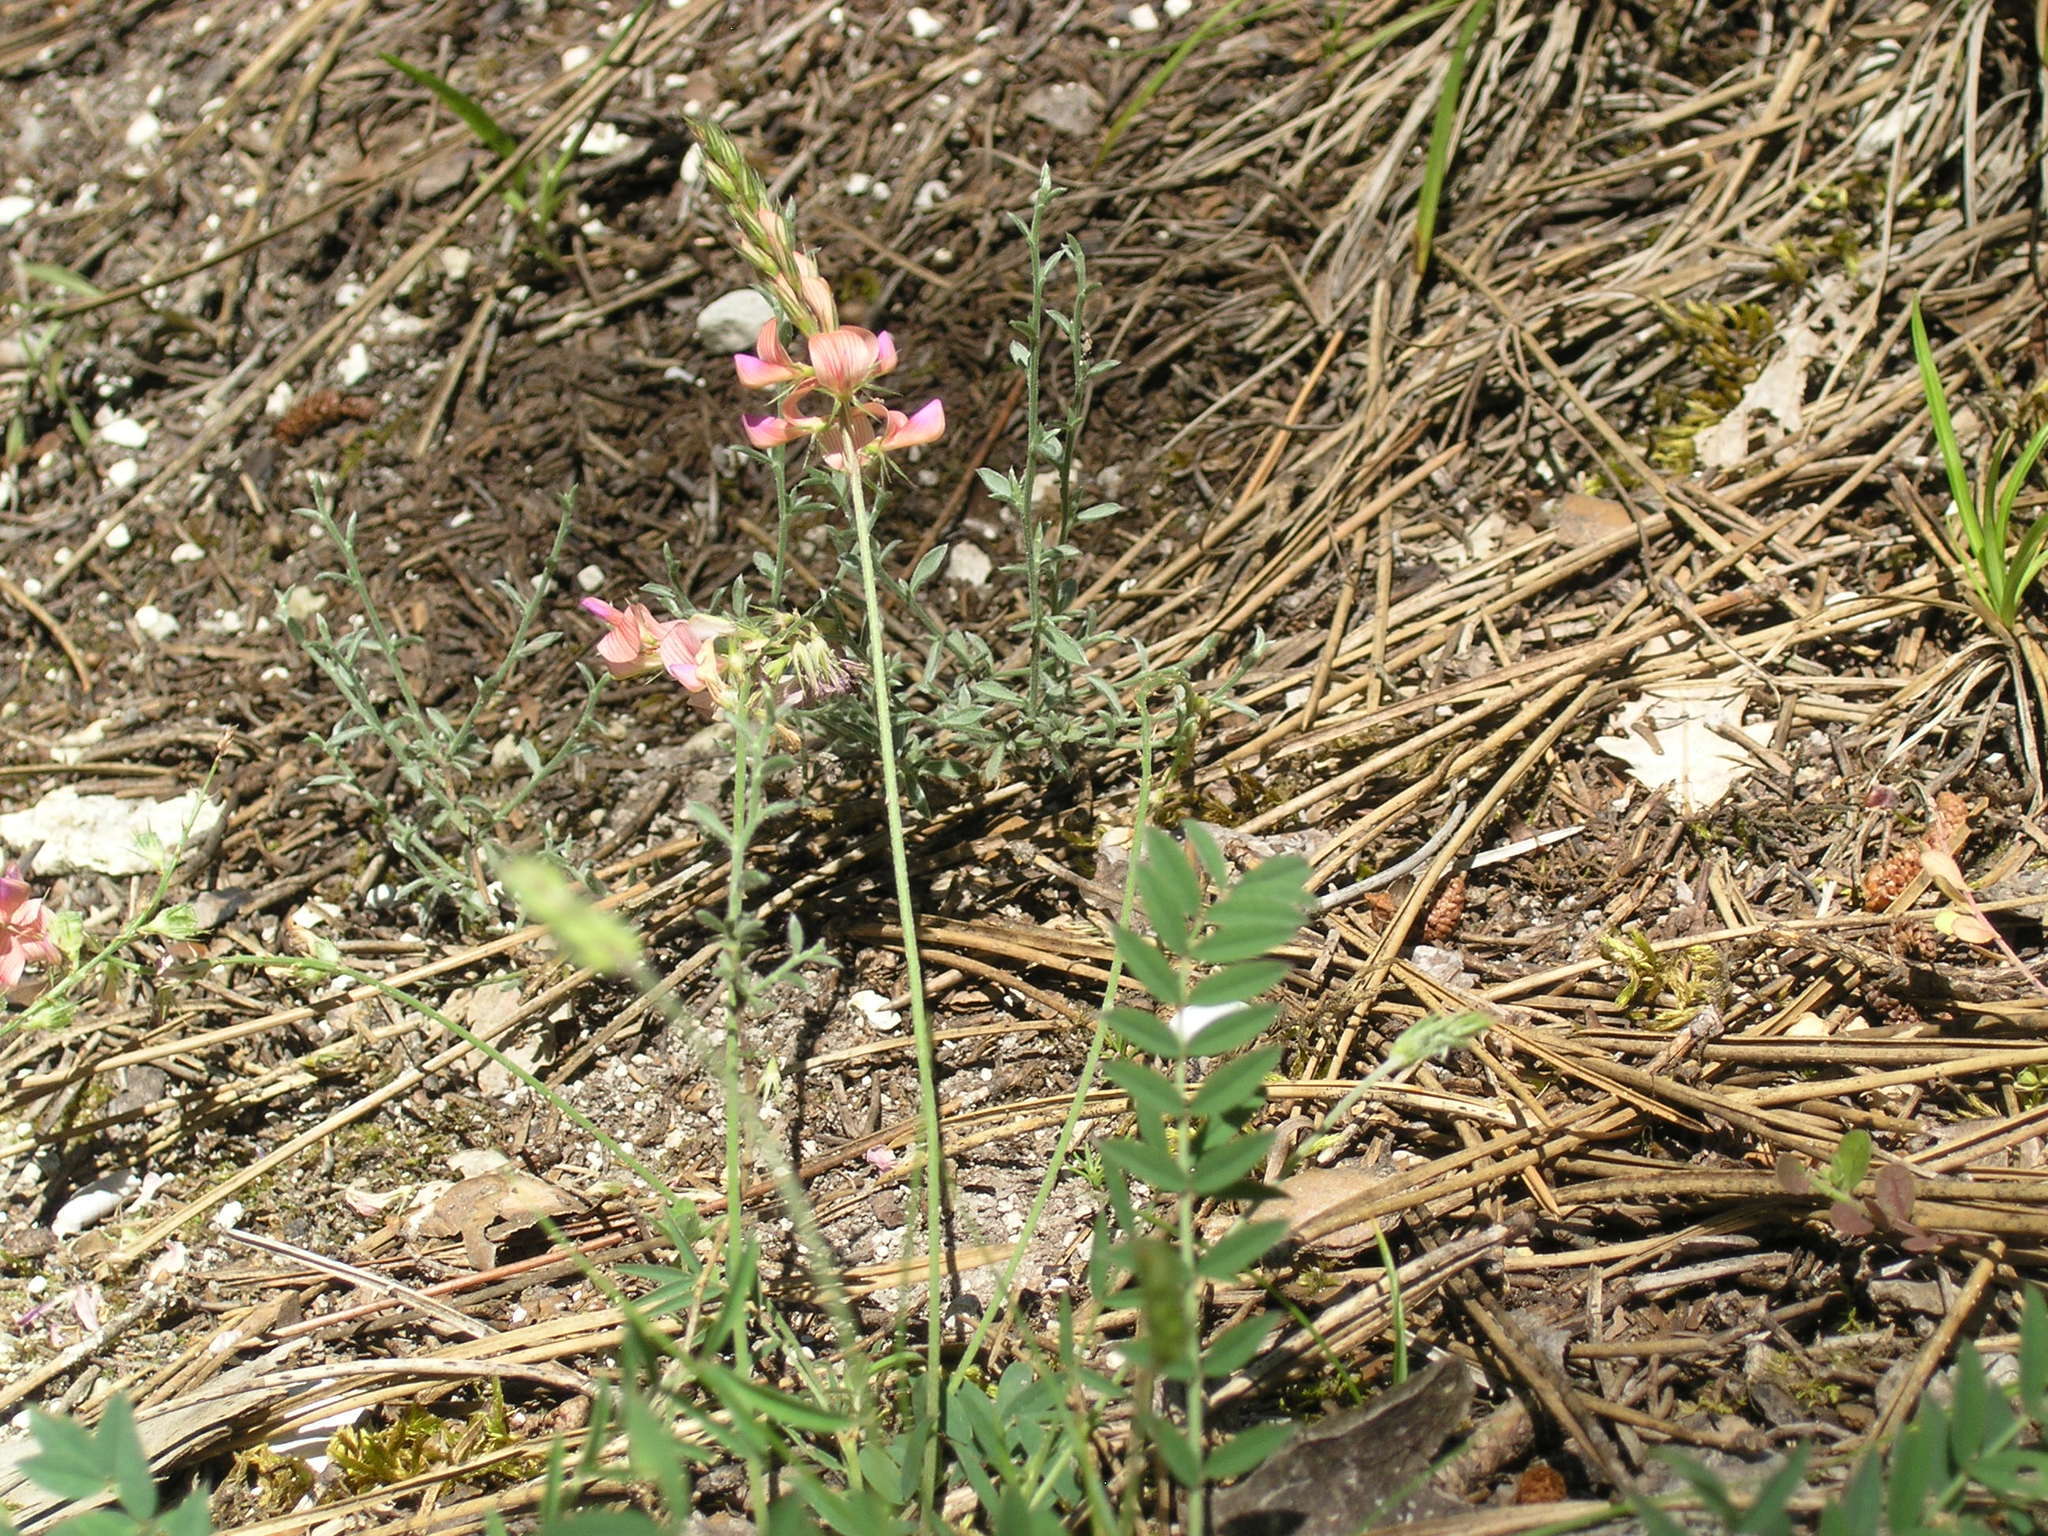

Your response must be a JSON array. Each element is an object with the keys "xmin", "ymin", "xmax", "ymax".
[
  {"xmin": 1596, "ymin": 685, "xmax": 1769, "ymax": 812},
  {"xmin": 409, "ymin": 1171, "xmax": 580, "ymax": 1270},
  {"xmin": 1548, "ymin": 492, "xmax": 1634, "ymax": 548},
  {"xmin": 1267, "ymin": 1166, "xmax": 1386, "ymax": 1259}
]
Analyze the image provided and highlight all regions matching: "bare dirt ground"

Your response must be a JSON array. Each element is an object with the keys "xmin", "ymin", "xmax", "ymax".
[{"xmin": 5, "ymin": 0, "xmax": 2048, "ymax": 1531}]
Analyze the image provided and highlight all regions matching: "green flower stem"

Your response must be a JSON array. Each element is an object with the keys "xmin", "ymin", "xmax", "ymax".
[{"xmin": 837, "ymin": 426, "xmax": 947, "ymax": 1515}]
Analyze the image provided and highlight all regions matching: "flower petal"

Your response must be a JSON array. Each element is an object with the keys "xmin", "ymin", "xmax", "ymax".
[{"xmin": 876, "ymin": 398, "xmax": 945, "ymax": 453}]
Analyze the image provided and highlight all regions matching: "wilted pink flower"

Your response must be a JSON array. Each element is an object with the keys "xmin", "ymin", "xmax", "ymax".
[
  {"xmin": 580, "ymin": 599, "xmax": 673, "ymax": 680},
  {"xmin": 0, "ymin": 869, "xmax": 60, "ymax": 990},
  {"xmin": 657, "ymin": 614, "xmax": 736, "ymax": 711}
]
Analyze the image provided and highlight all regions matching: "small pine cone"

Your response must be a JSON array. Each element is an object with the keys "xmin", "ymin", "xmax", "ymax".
[
  {"xmin": 274, "ymin": 389, "xmax": 378, "ymax": 445},
  {"xmin": 1889, "ymin": 922, "xmax": 1945, "ymax": 963},
  {"xmin": 1866, "ymin": 990, "xmax": 1926, "ymax": 1029},
  {"xmin": 1863, "ymin": 850, "xmax": 1919, "ymax": 910},
  {"xmin": 1423, "ymin": 872, "xmax": 1468, "ymax": 944},
  {"xmin": 1927, "ymin": 790, "xmax": 1972, "ymax": 854}
]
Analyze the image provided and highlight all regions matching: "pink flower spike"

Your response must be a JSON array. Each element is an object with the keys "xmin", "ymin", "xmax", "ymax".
[
  {"xmin": 872, "ymin": 331, "xmax": 898, "ymax": 376},
  {"xmin": 657, "ymin": 614, "xmax": 732, "ymax": 692},
  {"xmin": 876, "ymin": 398, "xmax": 945, "ymax": 454},
  {"xmin": 734, "ymin": 321, "xmax": 802, "ymax": 390},
  {"xmin": 580, "ymin": 598, "xmax": 670, "ymax": 679},
  {"xmin": 0, "ymin": 868, "xmax": 58, "ymax": 991}
]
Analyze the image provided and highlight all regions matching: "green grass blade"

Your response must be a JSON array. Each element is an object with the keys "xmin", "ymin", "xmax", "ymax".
[
  {"xmin": 380, "ymin": 53, "xmax": 521, "ymax": 162},
  {"xmin": 1331, "ymin": 0, "xmax": 1461, "ymax": 69},
  {"xmin": 1414, "ymin": 0, "xmax": 1494, "ymax": 276},
  {"xmin": 1911, "ymin": 301, "xmax": 1984, "ymax": 550},
  {"xmin": 18, "ymin": 262, "xmax": 104, "ymax": 301},
  {"xmin": 1096, "ymin": 0, "xmax": 1263, "ymax": 168}
]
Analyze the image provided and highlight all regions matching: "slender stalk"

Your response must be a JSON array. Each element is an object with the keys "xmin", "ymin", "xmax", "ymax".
[
  {"xmin": 1173, "ymin": 1046, "xmax": 1206, "ymax": 1536},
  {"xmin": 837, "ymin": 428, "xmax": 947, "ymax": 1515}
]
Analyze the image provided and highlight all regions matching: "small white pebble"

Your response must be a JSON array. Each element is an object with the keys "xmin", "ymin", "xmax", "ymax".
[
  {"xmin": 107, "ymin": 459, "xmax": 139, "ymax": 489},
  {"xmin": 124, "ymin": 111, "xmax": 161, "ymax": 148},
  {"xmin": 447, "ymin": 509, "xmax": 475, "ymax": 529},
  {"xmin": 265, "ymin": 382, "xmax": 295, "ymax": 418},
  {"xmin": 336, "ymin": 343, "xmax": 371, "ymax": 385},
  {"xmin": 333, "ymin": 280, "xmax": 365, "ymax": 309},
  {"xmin": 845, "ymin": 171, "xmax": 873, "ymax": 197},
  {"xmin": 913, "ymin": 179, "xmax": 949, "ymax": 211},
  {"xmin": 214, "ymin": 1200, "xmax": 245, "ymax": 1230},
  {"xmin": 19, "ymin": 577, "xmax": 41, "ymax": 598},
  {"xmin": 868, "ymin": 180, "xmax": 892, "ymax": 201},
  {"xmin": 437, "ymin": 248, "xmax": 472, "ymax": 282},
  {"xmin": 133, "ymin": 605, "xmax": 179, "ymax": 640},
  {"xmin": 573, "ymin": 121, "xmax": 636, "ymax": 156},
  {"xmin": 0, "ymin": 195, "xmax": 35, "ymax": 228},
  {"xmin": 1129, "ymin": 3, "xmax": 1160, "ymax": 29},
  {"xmin": 561, "ymin": 45, "xmax": 593, "ymax": 71},
  {"xmin": 169, "ymin": 541, "xmax": 204, "ymax": 563},
  {"xmin": 576, "ymin": 564, "xmax": 605, "ymax": 593},
  {"xmin": 98, "ymin": 416, "xmax": 149, "ymax": 449},
  {"xmin": 905, "ymin": 6, "xmax": 944, "ymax": 39},
  {"xmin": 50, "ymin": 547, "xmax": 71, "ymax": 567},
  {"xmin": 1164, "ymin": 0, "xmax": 1191, "ymax": 15},
  {"xmin": 104, "ymin": 522, "xmax": 132, "ymax": 552},
  {"xmin": 26, "ymin": 1276, "xmax": 47, "ymax": 1297}
]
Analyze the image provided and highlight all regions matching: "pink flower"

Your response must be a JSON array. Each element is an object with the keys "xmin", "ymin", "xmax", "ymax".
[
  {"xmin": 742, "ymin": 410, "xmax": 813, "ymax": 450},
  {"xmin": 806, "ymin": 326, "xmax": 896, "ymax": 397},
  {"xmin": 580, "ymin": 599, "xmax": 673, "ymax": 679},
  {"xmin": 820, "ymin": 398, "xmax": 948, "ymax": 470},
  {"xmin": 873, "ymin": 398, "xmax": 944, "ymax": 453},
  {"xmin": 657, "ymin": 615, "xmax": 736, "ymax": 710},
  {"xmin": 0, "ymin": 869, "xmax": 59, "ymax": 990},
  {"xmin": 734, "ymin": 322, "xmax": 803, "ymax": 390}
]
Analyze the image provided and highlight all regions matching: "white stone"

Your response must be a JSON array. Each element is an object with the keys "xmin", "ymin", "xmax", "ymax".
[
  {"xmin": 1129, "ymin": 3, "xmax": 1161, "ymax": 30},
  {"xmin": 561, "ymin": 45, "xmax": 593, "ymax": 71},
  {"xmin": 53, "ymin": 1171, "xmax": 140, "ymax": 1238},
  {"xmin": 576, "ymin": 564, "xmax": 605, "ymax": 592},
  {"xmin": 695, "ymin": 287, "xmax": 775, "ymax": 353},
  {"xmin": 133, "ymin": 604, "xmax": 179, "ymax": 640},
  {"xmin": 905, "ymin": 7, "xmax": 944, "ymax": 38},
  {"xmin": 337, "ymin": 343, "xmax": 371, "ymax": 385},
  {"xmin": 573, "ymin": 121, "xmax": 638, "ymax": 156},
  {"xmin": 124, "ymin": 111, "xmax": 161, "ymax": 148},
  {"xmin": 104, "ymin": 522, "xmax": 132, "ymax": 552},
  {"xmin": 98, "ymin": 416, "xmax": 149, "ymax": 449},
  {"xmin": 914, "ymin": 179, "xmax": 949, "ymax": 211},
  {"xmin": 850, "ymin": 989, "xmax": 903, "ymax": 1033},
  {"xmin": 437, "ymin": 247, "xmax": 472, "ymax": 282},
  {"xmin": 1164, "ymin": 0, "xmax": 1191, "ymax": 15},
  {"xmin": 265, "ymin": 382, "xmax": 295, "ymax": 418},
  {"xmin": 946, "ymin": 541, "xmax": 992, "ymax": 586},
  {"xmin": 961, "ymin": 68, "xmax": 984, "ymax": 86},
  {"xmin": 845, "ymin": 171, "xmax": 873, "ymax": 197},
  {"xmin": 106, "ymin": 459, "xmax": 139, "ymax": 489},
  {"xmin": 170, "ymin": 541, "xmax": 204, "ymax": 563},
  {"xmin": 0, "ymin": 195, "xmax": 35, "ymax": 228}
]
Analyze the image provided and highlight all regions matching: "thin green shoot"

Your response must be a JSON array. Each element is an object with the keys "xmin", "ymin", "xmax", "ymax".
[
  {"xmin": 1910, "ymin": 299, "xmax": 2048, "ymax": 631},
  {"xmin": 1413, "ymin": 0, "xmax": 1493, "ymax": 276}
]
